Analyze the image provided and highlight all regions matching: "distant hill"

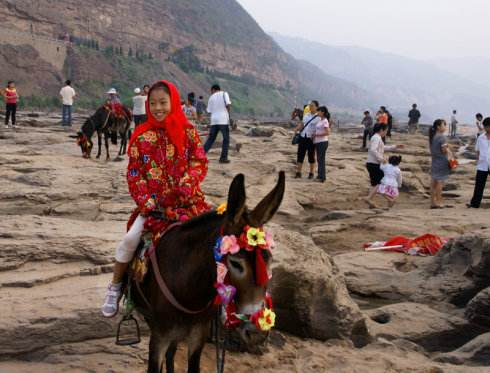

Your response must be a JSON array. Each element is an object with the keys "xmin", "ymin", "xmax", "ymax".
[
  {"xmin": 272, "ymin": 32, "xmax": 490, "ymax": 122},
  {"xmin": 0, "ymin": 0, "xmax": 370, "ymax": 117},
  {"xmin": 429, "ymin": 57, "xmax": 490, "ymax": 91}
]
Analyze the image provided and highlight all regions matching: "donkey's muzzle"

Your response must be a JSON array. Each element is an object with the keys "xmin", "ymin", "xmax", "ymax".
[{"xmin": 238, "ymin": 322, "xmax": 268, "ymax": 347}]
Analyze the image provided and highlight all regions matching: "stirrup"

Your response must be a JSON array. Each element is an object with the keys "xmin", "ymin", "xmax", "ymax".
[{"xmin": 116, "ymin": 314, "xmax": 141, "ymax": 346}]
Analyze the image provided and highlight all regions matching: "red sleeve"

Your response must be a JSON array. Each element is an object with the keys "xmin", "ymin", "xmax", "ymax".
[
  {"xmin": 178, "ymin": 127, "xmax": 208, "ymax": 197},
  {"xmin": 127, "ymin": 139, "xmax": 157, "ymax": 215}
]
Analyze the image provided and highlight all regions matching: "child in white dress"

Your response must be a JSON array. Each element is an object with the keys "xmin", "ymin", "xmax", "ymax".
[{"xmin": 377, "ymin": 155, "xmax": 402, "ymax": 208}]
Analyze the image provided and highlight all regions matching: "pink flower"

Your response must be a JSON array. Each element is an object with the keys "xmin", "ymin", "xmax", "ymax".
[
  {"xmin": 220, "ymin": 235, "xmax": 240, "ymax": 255},
  {"xmin": 265, "ymin": 231, "xmax": 275, "ymax": 249},
  {"xmin": 217, "ymin": 284, "xmax": 236, "ymax": 305},
  {"xmin": 216, "ymin": 262, "xmax": 228, "ymax": 284}
]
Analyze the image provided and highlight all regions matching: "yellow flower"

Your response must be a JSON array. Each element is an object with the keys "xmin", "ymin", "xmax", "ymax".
[
  {"xmin": 130, "ymin": 145, "xmax": 139, "ymax": 158},
  {"xmin": 216, "ymin": 203, "xmax": 227, "ymax": 215},
  {"xmin": 257, "ymin": 308, "xmax": 276, "ymax": 331},
  {"xmin": 143, "ymin": 131, "xmax": 157, "ymax": 142},
  {"xmin": 246, "ymin": 227, "xmax": 266, "ymax": 246}
]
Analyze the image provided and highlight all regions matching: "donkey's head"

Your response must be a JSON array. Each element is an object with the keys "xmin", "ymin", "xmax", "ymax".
[
  {"xmin": 218, "ymin": 171, "xmax": 285, "ymax": 346},
  {"xmin": 77, "ymin": 119, "xmax": 94, "ymax": 158}
]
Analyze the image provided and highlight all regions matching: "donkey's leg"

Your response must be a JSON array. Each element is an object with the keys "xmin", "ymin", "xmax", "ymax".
[
  {"xmin": 104, "ymin": 132, "xmax": 110, "ymax": 160},
  {"xmin": 119, "ymin": 131, "xmax": 125, "ymax": 156},
  {"xmin": 96, "ymin": 131, "xmax": 102, "ymax": 159},
  {"xmin": 148, "ymin": 333, "xmax": 170, "ymax": 373},
  {"xmin": 187, "ymin": 326, "xmax": 207, "ymax": 373},
  {"xmin": 165, "ymin": 342, "xmax": 178, "ymax": 373}
]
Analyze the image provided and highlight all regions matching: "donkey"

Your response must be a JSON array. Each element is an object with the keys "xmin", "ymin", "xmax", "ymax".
[
  {"xmin": 77, "ymin": 106, "xmax": 132, "ymax": 159},
  {"xmin": 132, "ymin": 171, "xmax": 285, "ymax": 373}
]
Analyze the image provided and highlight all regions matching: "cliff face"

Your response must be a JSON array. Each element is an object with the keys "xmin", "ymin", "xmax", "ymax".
[{"xmin": 0, "ymin": 0, "xmax": 370, "ymax": 115}]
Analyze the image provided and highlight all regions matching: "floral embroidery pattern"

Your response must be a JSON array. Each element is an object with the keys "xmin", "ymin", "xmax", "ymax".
[{"xmin": 127, "ymin": 126, "xmax": 209, "ymax": 240}]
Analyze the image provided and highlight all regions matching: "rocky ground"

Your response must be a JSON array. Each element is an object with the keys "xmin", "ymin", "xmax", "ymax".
[{"xmin": 0, "ymin": 112, "xmax": 489, "ymax": 372}]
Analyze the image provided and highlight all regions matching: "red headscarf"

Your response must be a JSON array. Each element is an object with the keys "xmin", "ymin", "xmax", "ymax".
[{"xmin": 128, "ymin": 80, "xmax": 192, "ymax": 155}]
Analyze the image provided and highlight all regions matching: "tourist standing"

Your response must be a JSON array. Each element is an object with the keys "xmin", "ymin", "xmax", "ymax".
[
  {"xmin": 204, "ymin": 84, "xmax": 232, "ymax": 163},
  {"xmin": 132, "ymin": 88, "xmax": 147, "ymax": 127},
  {"xmin": 408, "ymin": 104, "xmax": 421, "ymax": 134},
  {"xmin": 3, "ymin": 81, "xmax": 18, "ymax": 128},
  {"xmin": 196, "ymin": 95, "xmax": 206, "ymax": 123},
  {"xmin": 386, "ymin": 108, "xmax": 393, "ymax": 138},
  {"xmin": 467, "ymin": 118, "xmax": 490, "ymax": 208},
  {"xmin": 182, "ymin": 99, "xmax": 197, "ymax": 120},
  {"xmin": 429, "ymin": 119, "xmax": 453, "ymax": 208},
  {"xmin": 450, "ymin": 110, "xmax": 458, "ymax": 138},
  {"xmin": 475, "ymin": 113, "xmax": 484, "ymax": 139},
  {"xmin": 376, "ymin": 106, "xmax": 388, "ymax": 127},
  {"xmin": 361, "ymin": 110, "xmax": 373, "ymax": 148},
  {"xmin": 294, "ymin": 100, "xmax": 320, "ymax": 179},
  {"xmin": 313, "ymin": 106, "xmax": 331, "ymax": 183},
  {"xmin": 59, "ymin": 80, "xmax": 76, "ymax": 127}
]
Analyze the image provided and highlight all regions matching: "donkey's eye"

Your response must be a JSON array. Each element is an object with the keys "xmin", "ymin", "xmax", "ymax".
[{"xmin": 229, "ymin": 259, "xmax": 244, "ymax": 273}]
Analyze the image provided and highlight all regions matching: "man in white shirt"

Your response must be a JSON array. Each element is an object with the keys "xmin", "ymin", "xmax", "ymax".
[
  {"xmin": 203, "ymin": 84, "xmax": 232, "ymax": 163},
  {"xmin": 132, "ymin": 87, "xmax": 147, "ymax": 127},
  {"xmin": 468, "ymin": 118, "xmax": 490, "ymax": 208},
  {"xmin": 59, "ymin": 80, "xmax": 76, "ymax": 126}
]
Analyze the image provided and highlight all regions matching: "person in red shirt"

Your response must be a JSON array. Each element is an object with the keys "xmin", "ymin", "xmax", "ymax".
[
  {"xmin": 3, "ymin": 81, "xmax": 19, "ymax": 128},
  {"xmin": 101, "ymin": 80, "xmax": 210, "ymax": 317}
]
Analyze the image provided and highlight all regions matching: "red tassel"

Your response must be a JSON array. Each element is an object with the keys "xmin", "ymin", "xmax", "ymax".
[{"xmin": 255, "ymin": 249, "xmax": 269, "ymax": 285}]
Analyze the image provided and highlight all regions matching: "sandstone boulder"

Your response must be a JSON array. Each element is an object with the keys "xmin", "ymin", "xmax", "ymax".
[
  {"xmin": 246, "ymin": 127, "xmax": 274, "ymax": 137},
  {"xmin": 465, "ymin": 287, "xmax": 490, "ymax": 327},
  {"xmin": 435, "ymin": 332, "xmax": 490, "ymax": 366},
  {"xmin": 269, "ymin": 224, "xmax": 370, "ymax": 346}
]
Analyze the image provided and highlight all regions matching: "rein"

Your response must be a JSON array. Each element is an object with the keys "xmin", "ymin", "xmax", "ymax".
[{"xmin": 144, "ymin": 221, "xmax": 214, "ymax": 315}]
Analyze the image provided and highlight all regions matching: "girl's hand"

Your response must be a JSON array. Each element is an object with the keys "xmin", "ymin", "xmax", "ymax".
[{"xmin": 396, "ymin": 144, "xmax": 404, "ymax": 149}]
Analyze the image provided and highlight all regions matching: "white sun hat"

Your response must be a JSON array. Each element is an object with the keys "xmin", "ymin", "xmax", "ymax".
[
  {"xmin": 134, "ymin": 87, "xmax": 141, "ymax": 94},
  {"xmin": 106, "ymin": 88, "xmax": 117, "ymax": 94}
]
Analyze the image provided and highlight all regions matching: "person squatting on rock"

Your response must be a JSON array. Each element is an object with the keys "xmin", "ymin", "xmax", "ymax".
[
  {"xmin": 101, "ymin": 81, "xmax": 209, "ymax": 318},
  {"xmin": 467, "ymin": 117, "xmax": 490, "ymax": 208},
  {"xmin": 294, "ymin": 100, "xmax": 321, "ymax": 179},
  {"xmin": 3, "ymin": 81, "xmax": 18, "ymax": 128}
]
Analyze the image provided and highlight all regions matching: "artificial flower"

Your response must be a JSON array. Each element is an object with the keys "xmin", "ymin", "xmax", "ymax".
[
  {"xmin": 220, "ymin": 235, "xmax": 240, "ymax": 255},
  {"xmin": 217, "ymin": 284, "xmax": 236, "ymax": 305},
  {"xmin": 216, "ymin": 262, "xmax": 228, "ymax": 284},
  {"xmin": 213, "ymin": 237, "xmax": 223, "ymax": 261},
  {"xmin": 216, "ymin": 202, "xmax": 227, "ymax": 215},
  {"xmin": 246, "ymin": 227, "xmax": 266, "ymax": 247},
  {"xmin": 265, "ymin": 231, "xmax": 275, "ymax": 249},
  {"xmin": 255, "ymin": 308, "xmax": 276, "ymax": 331}
]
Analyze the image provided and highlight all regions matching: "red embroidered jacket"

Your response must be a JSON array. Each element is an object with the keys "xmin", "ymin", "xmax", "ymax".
[{"xmin": 127, "ymin": 127, "xmax": 209, "ymax": 222}]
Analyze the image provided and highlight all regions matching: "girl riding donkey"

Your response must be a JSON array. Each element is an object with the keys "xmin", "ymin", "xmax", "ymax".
[{"xmin": 102, "ymin": 81, "xmax": 209, "ymax": 317}]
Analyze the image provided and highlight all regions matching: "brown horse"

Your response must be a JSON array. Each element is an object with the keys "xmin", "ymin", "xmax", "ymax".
[{"xmin": 132, "ymin": 171, "xmax": 285, "ymax": 373}]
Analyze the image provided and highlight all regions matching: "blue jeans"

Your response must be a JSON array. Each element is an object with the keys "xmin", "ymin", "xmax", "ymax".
[
  {"xmin": 62, "ymin": 105, "xmax": 72, "ymax": 126},
  {"xmin": 204, "ymin": 125, "xmax": 229, "ymax": 161}
]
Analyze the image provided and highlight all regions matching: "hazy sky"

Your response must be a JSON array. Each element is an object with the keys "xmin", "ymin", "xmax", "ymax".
[{"xmin": 237, "ymin": 0, "xmax": 490, "ymax": 59}]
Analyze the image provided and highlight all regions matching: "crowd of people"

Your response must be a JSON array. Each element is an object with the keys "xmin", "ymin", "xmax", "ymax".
[{"xmin": 2, "ymin": 79, "xmax": 489, "ymax": 212}]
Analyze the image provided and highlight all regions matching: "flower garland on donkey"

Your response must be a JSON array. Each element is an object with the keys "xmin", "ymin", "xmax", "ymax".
[{"xmin": 101, "ymin": 80, "xmax": 209, "ymax": 317}]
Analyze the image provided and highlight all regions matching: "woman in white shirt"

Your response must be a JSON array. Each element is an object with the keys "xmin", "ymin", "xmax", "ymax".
[{"xmin": 313, "ymin": 106, "xmax": 331, "ymax": 182}]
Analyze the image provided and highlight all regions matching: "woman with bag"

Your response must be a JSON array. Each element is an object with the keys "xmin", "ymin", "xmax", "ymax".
[{"xmin": 293, "ymin": 100, "xmax": 320, "ymax": 179}]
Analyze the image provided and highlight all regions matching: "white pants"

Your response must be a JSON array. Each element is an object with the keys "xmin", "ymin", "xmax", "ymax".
[{"xmin": 115, "ymin": 215, "xmax": 147, "ymax": 263}]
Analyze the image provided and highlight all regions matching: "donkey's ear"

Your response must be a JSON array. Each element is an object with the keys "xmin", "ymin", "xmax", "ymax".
[
  {"xmin": 249, "ymin": 171, "xmax": 285, "ymax": 226},
  {"xmin": 226, "ymin": 173, "xmax": 246, "ymax": 225}
]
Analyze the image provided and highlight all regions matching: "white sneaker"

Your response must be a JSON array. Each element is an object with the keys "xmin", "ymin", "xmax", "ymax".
[
  {"xmin": 101, "ymin": 282, "xmax": 122, "ymax": 318},
  {"xmin": 4, "ymin": 125, "xmax": 9, "ymax": 129}
]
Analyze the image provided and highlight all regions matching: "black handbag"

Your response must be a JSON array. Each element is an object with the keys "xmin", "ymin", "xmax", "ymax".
[{"xmin": 292, "ymin": 115, "xmax": 318, "ymax": 145}]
